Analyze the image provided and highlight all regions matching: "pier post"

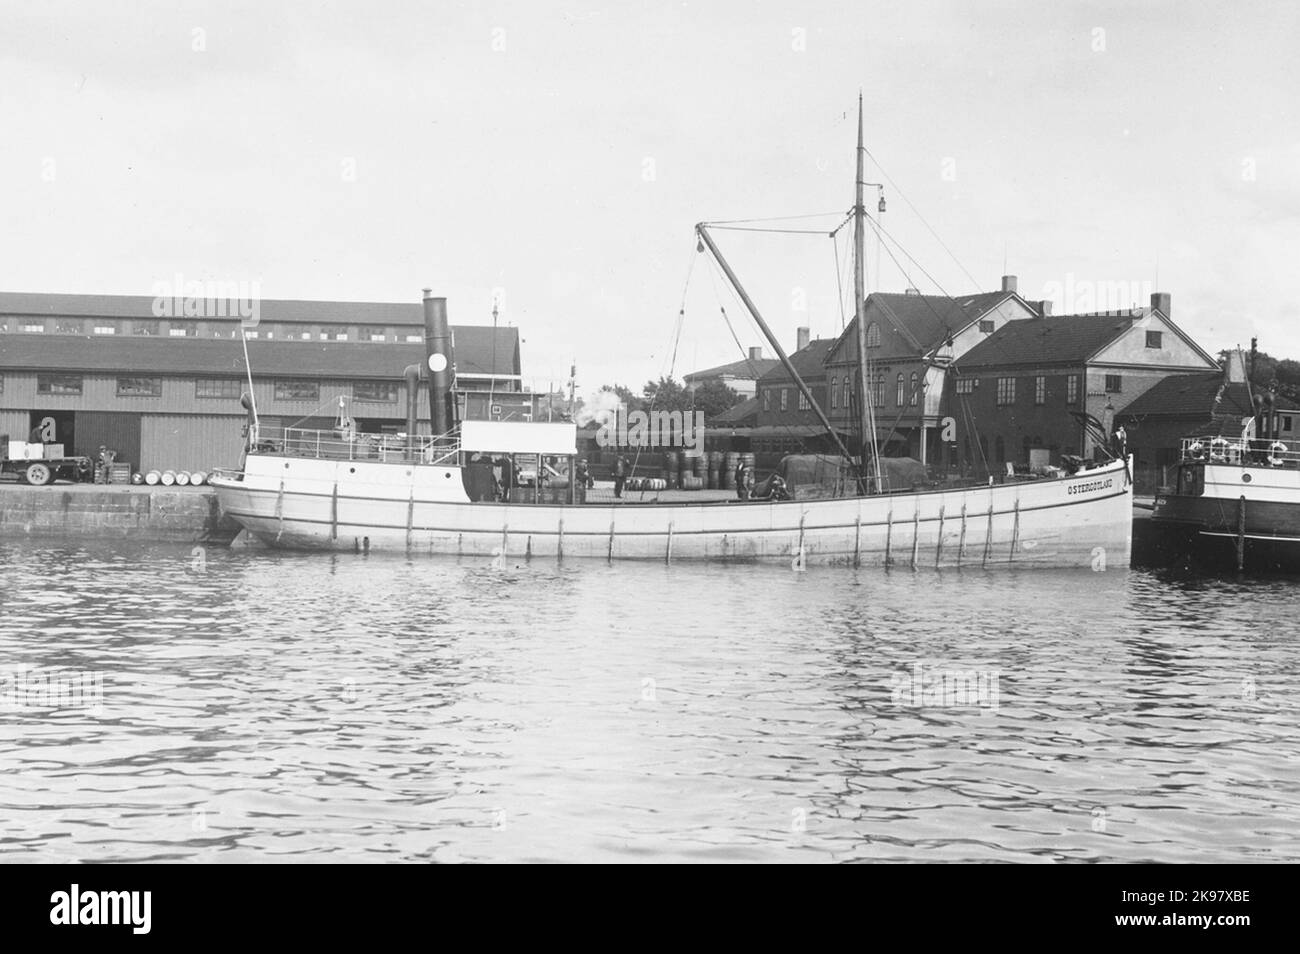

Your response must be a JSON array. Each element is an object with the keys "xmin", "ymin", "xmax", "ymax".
[{"xmin": 1237, "ymin": 496, "xmax": 1247, "ymax": 571}]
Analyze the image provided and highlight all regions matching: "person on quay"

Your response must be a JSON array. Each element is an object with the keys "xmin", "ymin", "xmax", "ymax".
[{"xmin": 613, "ymin": 454, "xmax": 628, "ymax": 499}]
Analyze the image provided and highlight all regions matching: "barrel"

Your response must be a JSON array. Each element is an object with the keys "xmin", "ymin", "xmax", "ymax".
[
  {"xmin": 160, "ymin": 470, "xmax": 176, "ymax": 486},
  {"xmin": 722, "ymin": 452, "xmax": 741, "ymax": 489},
  {"xmin": 176, "ymin": 471, "xmax": 191, "ymax": 486},
  {"xmin": 190, "ymin": 471, "xmax": 207, "ymax": 486},
  {"xmin": 691, "ymin": 454, "xmax": 707, "ymax": 477},
  {"xmin": 681, "ymin": 475, "xmax": 704, "ymax": 491},
  {"xmin": 131, "ymin": 473, "xmax": 144, "ymax": 485},
  {"xmin": 144, "ymin": 471, "xmax": 161, "ymax": 486},
  {"xmin": 549, "ymin": 476, "xmax": 570, "ymax": 489}
]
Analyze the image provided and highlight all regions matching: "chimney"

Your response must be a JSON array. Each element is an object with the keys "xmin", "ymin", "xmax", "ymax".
[
  {"xmin": 1001, "ymin": 275, "xmax": 1017, "ymax": 293},
  {"xmin": 1225, "ymin": 350, "xmax": 1247, "ymax": 384},
  {"xmin": 748, "ymin": 346, "xmax": 763, "ymax": 361},
  {"xmin": 422, "ymin": 290, "xmax": 455, "ymax": 438},
  {"xmin": 1150, "ymin": 292, "xmax": 1171, "ymax": 317},
  {"xmin": 904, "ymin": 287, "xmax": 921, "ymax": 296},
  {"xmin": 796, "ymin": 327, "xmax": 810, "ymax": 352},
  {"xmin": 1039, "ymin": 301, "xmax": 1053, "ymax": 317}
]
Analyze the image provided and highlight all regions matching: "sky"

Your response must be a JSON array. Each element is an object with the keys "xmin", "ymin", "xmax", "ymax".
[{"xmin": 1, "ymin": 0, "xmax": 1297, "ymax": 398}]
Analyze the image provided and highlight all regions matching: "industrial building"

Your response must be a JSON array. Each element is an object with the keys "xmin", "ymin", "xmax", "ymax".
[{"xmin": 0, "ymin": 292, "xmax": 522, "ymax": 475}]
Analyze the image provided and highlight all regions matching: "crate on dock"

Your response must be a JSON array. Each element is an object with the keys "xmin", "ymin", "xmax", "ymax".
[{"xmin": 109, "ymin": 463, "xmax": 132, "ymax": 484}]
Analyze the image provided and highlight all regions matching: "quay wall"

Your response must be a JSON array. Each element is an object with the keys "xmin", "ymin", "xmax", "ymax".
[{"xmin": 0, "ymin": 484, "xmax": 240, "ymax": 545}]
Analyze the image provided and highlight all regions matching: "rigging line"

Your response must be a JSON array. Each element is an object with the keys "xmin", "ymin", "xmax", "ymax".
[
  {"xmin": 666, "ymin": 247, "xmax": 698, "ymax": 381},
  {"xmin": 832, "ymin": 231, "xmax": 847, "ymax": 332},
  {"xmin": 284, "ymin": 392, "xmax": 351, "ymax": 430},
  {"xmin": 860, "ymin": 145, "xmax": 983, "ymax": 292},
  {"xmin": 702, "ymin": 211, "xmax": 847, "ymax": 225},
  {"xmin": 705, "ymin": 225, "xmax": 838, "ymax": 235}
]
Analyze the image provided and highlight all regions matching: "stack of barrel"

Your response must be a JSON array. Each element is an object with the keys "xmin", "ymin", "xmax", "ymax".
[
  {"xmin": 663, "ymin": 451, "xmax": 680, "ymax": 489},
  {"xmin": 681, "ymin": 453, "xmax": 706, "ymax": 491}
]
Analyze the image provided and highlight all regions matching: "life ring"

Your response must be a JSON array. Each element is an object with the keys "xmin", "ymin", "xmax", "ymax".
[
  {"xmin": 1188, "ymin": 440, "xmax": 1205, "ymax": 460},
  {"xmin": 1209, "ymin": 437, "xmax": 1229, "ymax": 461},
  {"xmin": 1268, "ymin": 441, "xmax": 1288, "ymax": 466}
]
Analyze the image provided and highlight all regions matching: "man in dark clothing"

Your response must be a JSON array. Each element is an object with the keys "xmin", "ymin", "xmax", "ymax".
[
  {"xmin": 735, "ymin": 461, "xmax": 753, "ymax": 500},
  {"xmin": 613, "ymin": 455, "xmax": 628, "ymax": 499}
]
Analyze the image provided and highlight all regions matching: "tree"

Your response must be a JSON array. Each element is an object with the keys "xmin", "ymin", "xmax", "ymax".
[
  {"xmin": 691, "ymin": 379, "xmax": 744, "ymax": 419},
  {"xmin": 641, "ymin": 376, "xmax": 692, "ymax": 412}
]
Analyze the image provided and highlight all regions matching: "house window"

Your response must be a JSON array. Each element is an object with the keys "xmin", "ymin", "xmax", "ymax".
[
  {"xmin": 94, "ymin": 323, "xmax": 117, "ymax": 335},
  {"xmin": 195, "ymin": 378, "xmax": 242, "ymax": 399},
  {"xmin": 54, "ymin": 320, "xmax": 84, "ymax": 334},
  {"xmin": 843, "ymin": 378, "xmax": 851, "ymax": 408},
  {"xmin": 333, "ymin": 332, "xmax": 349, "ymax": 341},
  {"xmin": 169, "ymin": 326, "xmax": 194, "ymax": 337},
  {"xmin": 22, "ymin": 322, "xmax": 46, "ymax": 333},
  {"xmin": 956, "ymin": 378, "xmax": 976, "ymax": 395},
  {"xmin": 359, "ymin": 326, "xmax": 387, "ymax": 342},
  {"xmin": 865, "ymin": 322, "xmax": 881, "ymax": 348},
  {"xmin": 405, "ymin": 334, "xmax": 423, "ymax": 343},
  {"xmin": 0, "ymin": 374, "xmax": 4, "ymax": 394},
  {"xmin": 1067, "ymin": 375, "xmax": 1079, "ymax": 405},
  {"xmin": 996, "ymin": 377, "xmax": 1016, "ymax": 406},
  {"xmin": 1145, "ymin": 331, "xmax": 1163, "ymax": 349},
  {"xmin": 1105, "ymin": 374, "xmax": 1122, "ymax": 393},
  {"xmin": 874, "ymin": 374, "xmax": 886, "ymax": 408},
  {"xmin": 780, "ymin": 389, "xmax": 788, "ymax": 411},
  {"xmin": 275, "ymin": 380, "xmax": 320, "ymax": 401},
  {"xmin": 116, "ymin": 377, "xmax": 162, "ymax": 397},
  {"xmin": 896, "ymin": 373, "xmax": 905, "ymax": 407},
  {"xmin": 909, "ymin": 372, "xmax": 919, "ymax": 406},
  {"xmin": 1284, "ymin": 417, "xmax": 1294, "ymax": 433},
  {"xmin": 354, "ymin": 381, "xmax": 398, "ymax": 403},
  {"xmin": 762, "ymin": 389, "xmax": 770, "ymax": 412},
  {"xmin": 979, "ymin": 319, "xmax": 994, "ymax": 333},
  {"xmin": 797, "ymin": 390, "xmax": 809, "ymax": 411},
  {"xmin": 36, "ymin": 373, "xmax": 82, "ymax": 395},
  {"xmin": 830, "ymin": 377, "xmax": 838, "ymax": 409},
  {"xmin": 1035, "ymin": 376, "xmax": 1046, "ymax": 405},
  {"xmin": 244, "ymin": 330, "xmax": 260, "ymax": 339},
  {"xmin": 133, "ymin": 320, "xmax": 160, "ymax": 336}
]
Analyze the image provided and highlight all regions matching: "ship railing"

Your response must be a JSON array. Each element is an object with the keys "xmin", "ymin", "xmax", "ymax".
[
  {"xmin": 248, "ymin": 423, "xmax": 461, "ymax": 465},
  {"xmin": 1180, "ymin": 435, "xmax": 1300, "ymax": 466}
]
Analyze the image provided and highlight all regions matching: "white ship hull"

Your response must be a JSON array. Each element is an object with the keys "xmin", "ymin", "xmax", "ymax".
[{"xmin": 211, "ymin": 454, "xmax": 1133, "ymax": 568}]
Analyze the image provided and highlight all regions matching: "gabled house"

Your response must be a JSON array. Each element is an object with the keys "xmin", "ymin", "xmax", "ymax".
[
  {"xmin": 752, "ymin": 333, "xmax": 841, "ymax": 457},
  {"xmin": 683, "ymin": 347, "xmax": 780, "ymax": 398},
  {"xmin": 822, "ymin": 276, "xmax": 1044, "ymax": 462},
  {"xmin": 950, "ymin": 292, "xmax": 1219, "ymax": 475}
]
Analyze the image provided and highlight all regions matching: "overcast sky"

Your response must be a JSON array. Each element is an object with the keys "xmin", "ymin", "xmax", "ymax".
[{"xmin": 2, "ymin": 0, "xmax": 1296, "ymax": 395}]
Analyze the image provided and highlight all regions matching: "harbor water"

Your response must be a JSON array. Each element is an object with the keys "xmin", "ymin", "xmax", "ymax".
[{"xmin": 1, "ymin": 539, "xmax": 1298, "ymax": 863}]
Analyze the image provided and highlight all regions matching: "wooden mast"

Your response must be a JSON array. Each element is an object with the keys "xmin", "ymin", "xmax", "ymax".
[{"xmin": 853, "ymin": 94, "xmax": 882, "ymax": 492}]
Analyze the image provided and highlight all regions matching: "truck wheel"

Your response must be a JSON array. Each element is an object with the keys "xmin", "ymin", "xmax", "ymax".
[{"xmin": 24, "ymin": 462, "xmax": 52, "ymax": 486}]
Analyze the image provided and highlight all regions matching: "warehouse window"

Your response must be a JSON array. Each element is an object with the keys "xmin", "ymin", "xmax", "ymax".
[
  {"xmin": 830, "ymin": 377, "xmax": 838, "ymax": 408},
  {"xmin": 798, "ymin": 390, "xmax": 809, "ymax": 411},
  {"xmin": 94, "ymin": 323, "xmax": 118, "ymax": 335},
  {"xmin": 896, "ymin": 373, "xmax": 905, "ymax": 407},
  {"xmin": 762, "ymin": 389, "xmax": 770, "ymax": 412},
  {"xmin": 133, "ymin": 320, "xmax": 160, "ymax": 336},
  {"xmin": 875, "ymin": 374, "xmax": 886, "ymax": 408},
  {"xmin": 359, "ymin": 326, "xmax": 388, "ymax": 342},
  {"xmin": 1105, "ymin": 374, "xmax": 1122, "ymax": 393},
  {"xmin": 300, "ymin": 331, "xmax": 312, "ymax": 340},
  {"xmin": 996, "ymin": 377, "xmax": 1016, "ymax": 406},
  {"xmin": 275, "ymin": 380, "xmax": 320, "ymax": 401},
  {"xmin": 169, "ymin": 326, "xmax": 195, "ymax": 337},
  {"xmin": 780, "ymin": 388, "xmax": 788, "ymax": 411},
  {"xmin": 1035, "ymin": 376, "xmax": 1046, "ymax": 405},
  {"xmin": 353, "ymin": 381, "xmax": 398, "ymax": 403},
  {"xmin": 909, "ymin": 372, "xmax": 919, "ymax": 406},
  {"xmin": 55, "ymin": 320, "xmax": 83, "ymax": 334},
  {"xmin": 195, "ymin": 378, "xmax": 242, "ymax": 399},
  {"xmin": 21, "ymin": 321, "xmax": 45, "ymax": 333},
  {"xmin": 405, "ymin": 334, "xmax": 423, "ymax": 343},
  {"xmin": 956, "ymin": 378, "xmax": 976, "ymax": 395},
  {"xmin": 0, "ymin": 375, "xmax": 4, "ymax": 394},
  {"xmin": 36, "ymin": 373, "xmax": 82, "ymax": 395},
  {"xmin": 865, "ymin": 322, "xmax": 881, "ymax": 348},
  {"xmin": 1145, "ymin": 331, "xmax": 1163, "ymax": 349},
  {"xmin": 979, "ymin": 319, "xmax": 995, "ymax": 333},
  {"xmin": 117, "ymin": 377, "xmax": 162, "ymax": 397},
  {"xmin": 1067, "ymin": 375, "xmax": 1079, "ymax": 404}
]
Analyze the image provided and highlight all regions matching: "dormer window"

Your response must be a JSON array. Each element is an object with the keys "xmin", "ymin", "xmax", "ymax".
[{"xmin": 979, "ymin": 319, "xmax": 994, "ymax": 333}]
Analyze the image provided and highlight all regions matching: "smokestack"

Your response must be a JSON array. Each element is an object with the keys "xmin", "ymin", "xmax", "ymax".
[
  {"xmin": 904, "ymin": 287, "xmax": 921, "ymax": 296},
  {"xmin": 422, "ymin": 290, "xmax": 455, "ymax": 438},
  {"xmin": 748, "ymin": 346, "xmax": 763, "ymax": 361},
  {"xmin": 1151, "ymin": 292, "xmax": 1171, "ymax": 317},
  {"xmin": 1001, "ymin": 275, "xmax": 1017, "ymax": 293},
  {"xmin": 796, "ymin": 327, "xmax": 810, "ymax": 352}
]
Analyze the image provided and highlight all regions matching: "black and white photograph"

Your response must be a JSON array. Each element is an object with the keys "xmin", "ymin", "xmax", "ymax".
[{"xmin": 0, "ymin": 0, "xmax": 1295, "ymax": 902}]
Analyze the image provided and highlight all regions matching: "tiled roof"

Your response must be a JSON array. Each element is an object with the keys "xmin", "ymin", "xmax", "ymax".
[
  {"xmin": 1118, "ymin": 373, "xmax": 1298, "ymax": 419},
  {"xmin": 871, "ymin": 291, "xmax": 1012, "ymax": 350},
  {"xmin": 684, "ymin": 356, "xmax": 781, "ymax": 381},
  {"xmin": 0, "ymin": 326, "xmax": 519, "ymax": 379},
  {"xmin": 712, "ymin": 395, "xmax": 758, "ymax": 423},
  {"xmin": 757, "ymin": 338, "xmax": 837, "ymax": 384},
  {"xmin": 955, "ymin": 314, "xmax": 1135, "ymax": 369},
  {"xmin": 0, "ymin": 291, "xmax": 448, "ymax": 326}
]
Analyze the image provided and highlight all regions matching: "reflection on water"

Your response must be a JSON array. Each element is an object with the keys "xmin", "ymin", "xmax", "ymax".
[{"xmin": 1, "ymin": 540, "xmax": 1297, "ymax": 862}]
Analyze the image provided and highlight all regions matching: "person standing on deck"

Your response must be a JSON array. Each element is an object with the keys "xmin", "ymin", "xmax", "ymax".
[{"xmin": 613, "ymin": 454, "xmax": 628, "ymax": 499}]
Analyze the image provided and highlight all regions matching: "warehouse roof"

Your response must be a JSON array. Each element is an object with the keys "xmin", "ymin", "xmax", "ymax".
[
  {"xmin": 0, "ymin": 291, "xmax": 449, "ymax": 326},
  {"xmin": 955, "ymin": 314, "xmax": 1135, "ymax": 369},
  {"xmin": 0, "ymin": 326, "xmax": 520, "ymax": 379},
  {"xmin": 757, "ymin": 339, "xmax": 837, "ymax": 384}
]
